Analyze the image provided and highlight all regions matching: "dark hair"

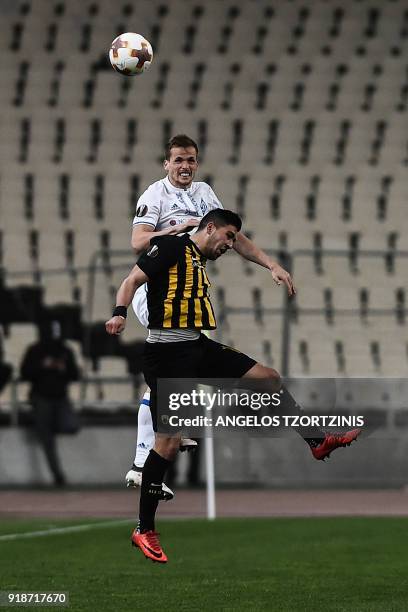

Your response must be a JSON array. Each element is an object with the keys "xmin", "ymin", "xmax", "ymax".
[
  {"xmin": 164, "ymin": 134, "xmax": 199, "ymax": 160},
  {"xmin": 197, "ymin": 209, "xmax": 242, "ymax": 232}
]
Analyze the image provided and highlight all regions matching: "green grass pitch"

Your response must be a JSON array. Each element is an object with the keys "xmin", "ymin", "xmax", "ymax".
[{"xmin": 0, "ymin": 517, "xmax": 407, "ymax": 612}]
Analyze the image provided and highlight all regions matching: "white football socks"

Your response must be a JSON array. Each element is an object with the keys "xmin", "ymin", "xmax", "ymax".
[{"xmin": 133, "ymin": 390, "xmax": 155, "ymax": 468}]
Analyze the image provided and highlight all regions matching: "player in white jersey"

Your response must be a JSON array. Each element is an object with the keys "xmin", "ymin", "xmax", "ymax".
[
  {"xmin": 125, "ymin": 134, "xmax": 295, "ymax": 493},
  {"xmin": 131, "ymin": 162, "xmax": 223, "ymax": 329}
]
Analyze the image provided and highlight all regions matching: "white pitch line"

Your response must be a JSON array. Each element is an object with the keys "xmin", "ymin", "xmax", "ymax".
[{"xmin": 0, "ymin": 518, "xmax": 135, "ymax": 542}]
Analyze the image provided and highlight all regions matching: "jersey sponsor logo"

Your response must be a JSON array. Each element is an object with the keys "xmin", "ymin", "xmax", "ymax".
[
  {"xmin": 136, "ymin": 204, "xmax": 148, "ymax": 217},
  {"xmin": 147, "ymin": 244, "xmax": 159, "ymax": 258}
]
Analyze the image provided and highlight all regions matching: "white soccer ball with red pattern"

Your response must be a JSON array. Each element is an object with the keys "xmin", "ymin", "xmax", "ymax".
[{"xmin": 109, "ymin": 32, "xmax": 153, "ymax": 76}]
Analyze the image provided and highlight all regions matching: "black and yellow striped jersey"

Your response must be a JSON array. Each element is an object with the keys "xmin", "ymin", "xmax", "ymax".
[{"xmin": 137, "ymin": 234, "xmax": 216, "ymax": 330}]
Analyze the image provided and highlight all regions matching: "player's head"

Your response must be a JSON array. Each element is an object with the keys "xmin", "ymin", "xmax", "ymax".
[
  {"xmin": 164, "ymin": 134, "xmax": 199, "ymax": 189},
  {"xmin": 195, "ymin": 209, "xmax": 242, "ymax": 260}
]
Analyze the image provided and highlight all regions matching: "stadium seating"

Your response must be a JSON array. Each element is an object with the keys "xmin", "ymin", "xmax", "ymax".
[{"xmin": 1, "ymin": 0, "xmax": 408, "ymax": 397}]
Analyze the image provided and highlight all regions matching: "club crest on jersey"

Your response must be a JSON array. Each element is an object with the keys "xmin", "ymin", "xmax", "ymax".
[
  {"xmin": 136, "ymin": 204, "xmax": 148, "ymax": 217},
  {"xmin": 200, "ymin": 199, "xmax": 208, "ymax": 214},
  {"xmin": 191, "ymin": 255, "xmax": 203, "ymax": 269},
  {"xmin": 147, "ymin": 245, "xmax": 159, "ymax": 258}
]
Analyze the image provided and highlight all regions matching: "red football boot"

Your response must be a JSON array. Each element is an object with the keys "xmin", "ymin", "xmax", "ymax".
[
  {"xmin": 131, "ymin": 529, "xmax": 168, "ymax": 563},
  {"xmin": 311, "ymin": 428, "xmax": 361, "ymax": 461}
]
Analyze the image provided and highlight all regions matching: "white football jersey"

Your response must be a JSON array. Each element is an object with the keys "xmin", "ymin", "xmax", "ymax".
[
  {"xmin": 132, "ymin": 176, "xmax": 222, "ymax": 230},
  {"xmin": 132, "ymin": 175, "xmax": 223, "ymax": 327}
]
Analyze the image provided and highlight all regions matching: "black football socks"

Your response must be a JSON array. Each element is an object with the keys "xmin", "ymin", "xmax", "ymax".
[
  {"xmin": 139, "ymin": 450, "xmax": 172, "ymax": 533},
  {"xmin": 279, "ymin": 386, "xmax": 325, "ymax": 448}
]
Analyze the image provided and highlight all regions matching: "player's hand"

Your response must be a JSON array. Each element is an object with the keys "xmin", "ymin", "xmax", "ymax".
[
  {"xmin": 270, "ymin": 264, "xmax": 296, "ymax": 297},
  {"xmin": 175, "ymin": 218, "xmax": 200, "ymax": 233},
  {"xmin": 105, "ymin": 316, "xmax": 126, "ymax": 335}
]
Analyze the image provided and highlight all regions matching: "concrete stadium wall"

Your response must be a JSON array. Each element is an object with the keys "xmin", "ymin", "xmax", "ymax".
[{"xmin": 0, "ymin": 427, "xmax": 407, "ymax": 488}]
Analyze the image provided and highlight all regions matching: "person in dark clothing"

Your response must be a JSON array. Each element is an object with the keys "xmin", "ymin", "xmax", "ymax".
[
  {"xmin": 0, "ymin": 333, "xmax": 12, "ymax": 394},
  {"xmin": 20, "ymin": 320, "xmax": 80, "ymax": 486}
]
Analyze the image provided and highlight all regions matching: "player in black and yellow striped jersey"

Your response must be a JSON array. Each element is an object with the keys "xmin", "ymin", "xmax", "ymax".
[
  {"xmin": 140, "ymin": 234, "xmax": 216, "ymax": 330},
  {"xmin": 106, "ymin": 208, "xmax": 361, "ymax": 563},
  {"xmin": 107, "ymin": 209, "xmax": 242, "ymax": 335},
  {"xmin": 106, "ymin": 209, "xmax": 258, "ymax": 560}
]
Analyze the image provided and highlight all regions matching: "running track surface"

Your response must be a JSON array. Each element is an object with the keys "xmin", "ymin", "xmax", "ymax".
[{"xmin": 1, "ymin": 489, "xmax": 408, "ymax": 519}]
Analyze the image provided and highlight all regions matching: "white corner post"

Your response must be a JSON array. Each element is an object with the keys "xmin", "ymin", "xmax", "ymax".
[{"xmin": 204, "ymin": 429, "xmax": 216, "ymax": 520}]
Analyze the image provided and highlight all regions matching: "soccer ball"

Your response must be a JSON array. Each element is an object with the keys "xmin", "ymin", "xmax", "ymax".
[{"xmin": 109, "ymin": 32, "xmax": 153, "ymax": 76}]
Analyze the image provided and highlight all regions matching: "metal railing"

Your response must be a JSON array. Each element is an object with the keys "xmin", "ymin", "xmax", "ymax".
[{"xmin": 1, "ymin": 247, "xmax": 408, "ymax": 419}]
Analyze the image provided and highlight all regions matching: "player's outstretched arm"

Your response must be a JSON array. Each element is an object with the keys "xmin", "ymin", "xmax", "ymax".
[
  {"xmin": 233, "ymin": 232, "xmax": 296, "ymax": 296},
  {"xmin": 105, "ymin": 265, "xmax": 149, "ymax": 335},
  {"xmin": 131, "ymin": 220, "xmax": 199, "ymax": 254}
]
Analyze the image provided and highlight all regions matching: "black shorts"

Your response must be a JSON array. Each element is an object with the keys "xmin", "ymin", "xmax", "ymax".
[{"xmin": 143, "ymin": 334, "xmax": 257, "ymax": 431}]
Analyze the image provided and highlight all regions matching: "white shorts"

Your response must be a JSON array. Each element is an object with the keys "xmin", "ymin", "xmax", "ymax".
[{"xmin": 132, "ymin": 284, "xmax": 149, "ymax": 328}]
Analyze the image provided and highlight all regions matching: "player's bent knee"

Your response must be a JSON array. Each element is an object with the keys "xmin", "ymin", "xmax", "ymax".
[
  {"xmin": 266, "ymin": 367, "xmax": 281, "ymax": 381},
  {"xmin": 154, "ymin": 435, "xmax": 181, "ymax": 461},
  {"xmin": 264, "ymin": 368, "xmax": 281, "ymax": 391},
  {"xmin": 244, "ymin": 362, "xmax": 281, "ymax": 383},
  {"xmin": 243, "ymin": 363, "xmax": 281, "ymax": 393}
]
